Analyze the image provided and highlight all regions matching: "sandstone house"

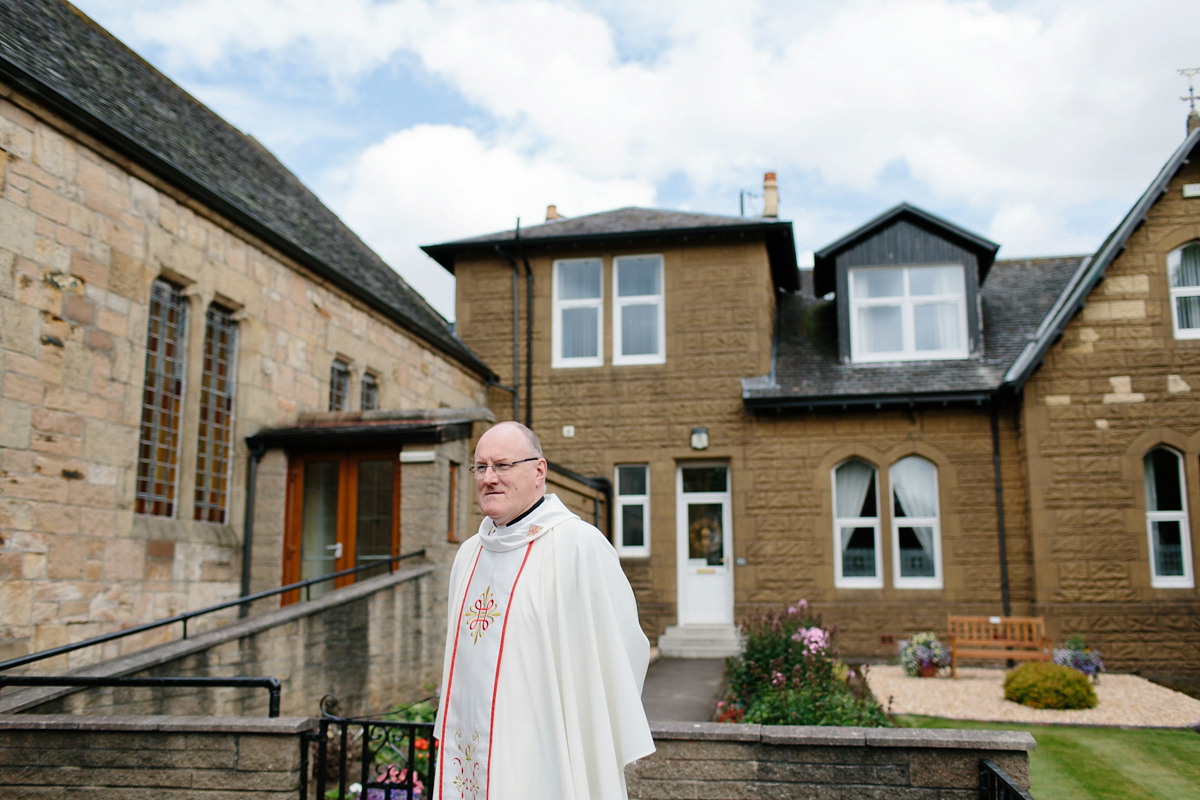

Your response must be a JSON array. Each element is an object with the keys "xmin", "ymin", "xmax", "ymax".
[{"xmin": 428, "ymin": 131, "xmax": 1200, "ymax": 685}]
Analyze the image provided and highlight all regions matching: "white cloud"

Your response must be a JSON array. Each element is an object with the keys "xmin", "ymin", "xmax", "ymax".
[
  {"xmin": 331, "ymin": 124, "xmax": 655, "ymax": 318},
  {"xmin": 76, "ymin": 0, "xmax": 1200, "ymax": 298}
]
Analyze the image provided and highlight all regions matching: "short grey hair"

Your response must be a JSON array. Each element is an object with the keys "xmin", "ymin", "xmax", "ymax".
[{"xmin": 484, "ymin": 420, "xmax": 543, "ymax": 459}]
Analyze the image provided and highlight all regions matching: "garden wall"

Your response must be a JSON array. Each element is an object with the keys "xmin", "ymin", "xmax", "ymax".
[
  {"xmin": 626, "ymin": 721, "xmax": 1036, "ymax": 799},
  {"xmin": 0, "ymin": 714, "xmax": 313, "ymax": 798},
  {"xmin": 0, "ymin": 561, "xmax": 440, "ymax": 718}
]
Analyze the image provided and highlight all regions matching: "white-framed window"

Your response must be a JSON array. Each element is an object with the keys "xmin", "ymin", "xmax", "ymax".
[
  {"xmin": 615, "ymin": 464, "xmax": 650, "ymax": 558},
  {"xmin": 552, "ymin": 257, "xmax": 604, "ymax": 368},
  {"xmin": 1144, "ymin": 447, "xmax": 1195, "ymax": 588},
  {"xmin": 613, "ymin": 254, "xmax": 665, "ymax": 365},
  {"xmin": 1168, "ymin": 242, "xmax": 1200, "ymax": 339},
  {"xmin": 832, "ymin": 458, "xmax": 883, "ymax": 588},
  {"xmin": 849, "ymin": 264, "xmax": 968, "ymax": 362},
  {"xmin": 889, "ymin": 455, "xmax": 943, "ymax": 589}
]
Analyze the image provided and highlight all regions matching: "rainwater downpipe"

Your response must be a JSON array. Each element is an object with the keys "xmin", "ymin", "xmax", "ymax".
[
  {"xmin": 493, "ymin": 243, "xmax": 521, "ymax": 421},
  {"xmin": 516, "ymin": 224, "xmax": 533, "ymax": 428},
  {"xmin": 990, "ymin": 400, "xmax": 1013, "ymax": 617},
  {"xmin": 239, "ymin": 442, "xmax": 267, "ymax": 618}
]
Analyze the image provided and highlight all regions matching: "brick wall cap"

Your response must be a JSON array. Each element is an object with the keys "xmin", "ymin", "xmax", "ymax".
[
  {"xmin": 864, "ymin": 727, "xmax": 1036, "ymax": 751},
  {"xmin": 0, "ymin": 713, "xmax": 316, "ymax": 734},
  {"xmin": 649, "ymin": 720, "xmax": 761, "ymax": 741}
]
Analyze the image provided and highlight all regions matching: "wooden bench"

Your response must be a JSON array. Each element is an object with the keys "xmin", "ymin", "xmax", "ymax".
[{"xmin": 946, "ymin": 615, "xmax": 1052, "ymax": 678}]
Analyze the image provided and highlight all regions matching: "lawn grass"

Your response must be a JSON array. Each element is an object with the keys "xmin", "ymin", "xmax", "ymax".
[{"xmin": 898, "ymin": 715, "xmax": 1200, "ymax": 799}]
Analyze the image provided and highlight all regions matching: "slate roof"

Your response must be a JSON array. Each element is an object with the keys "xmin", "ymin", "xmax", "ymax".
[
  {"xmin": 743, "ymin": 256, "xmax": 1086, "ymax": 410},
  {"xmin": 422, "ymin": 207, "xmax": 800, "ymax": 292},
  {"xmin": 0, "ymin": 0, "xmax": 493, "ymax": 378}
]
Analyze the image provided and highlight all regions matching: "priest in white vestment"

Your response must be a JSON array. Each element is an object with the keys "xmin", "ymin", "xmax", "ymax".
[{"xmin": 433, "ymin": 421, "xmax": 655, "ymax": 800}]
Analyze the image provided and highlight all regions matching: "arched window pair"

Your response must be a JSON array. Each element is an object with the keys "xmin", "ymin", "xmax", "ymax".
[
  {"xmin": 1143, "ymin": 447, "xmax": 1195, "ymax": 588},
  {"xmin": 833, "ymin": 456, "xmax": 942, "ymax": 589}
]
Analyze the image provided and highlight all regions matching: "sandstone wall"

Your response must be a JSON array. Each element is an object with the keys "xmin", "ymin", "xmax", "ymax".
[
  {"xmin": 0, "ymin": 715, "xmax": 312, "ymax": 799},
  {"xmin": 455, "ymin": 242, "xmax": 1032, "ymax": 658},
  {"xmin": 1022, "ymin": 155, "xmax": 1200, "ymax": 677},
  {"xmin": 0, "ymin": 82, "xmax": 487, "ymax": 671}
]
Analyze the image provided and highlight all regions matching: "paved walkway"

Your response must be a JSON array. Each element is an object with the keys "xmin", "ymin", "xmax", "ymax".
[{"xmin": 640, "ymin": 657, "xmax": 726, "ymax": 721}]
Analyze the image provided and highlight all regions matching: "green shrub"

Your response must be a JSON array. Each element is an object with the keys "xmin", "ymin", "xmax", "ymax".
[
  {"xmin": 722, "ymin": 600, "xmax": 891, "ymax": 727},
  {"xmin": 1003, "ymin": 662, "xmax": 1097, "ymax": 710}
]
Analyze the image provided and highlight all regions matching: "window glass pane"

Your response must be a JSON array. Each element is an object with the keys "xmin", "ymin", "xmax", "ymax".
[
  {"xmin": 361, "ymin": 374, "xmax": 378, "ymax": 411},
  {"xmin": 617, "ymin": 256, "xmax": 661, "ymax": 296},
  {"xmin": 622, "ymin": 504, "xmax": 645, "ymax": 548},
  {"xmin": 1176, "ymin": 295, "xmax": 1200, "ymax": 329},
  {"xmin": 835, "ymin": 460, "xmax": 876, "ymax": 517},
  {"xmin": 1171, "ymin": 245, "xmax": 1200, "ymax": 288},
  {"xmin": 558, "ymin": 259, "xmax": 602, "ymax": 300},
  {"xmin": 1151, "ymin": 520, "xmax": 1185, "ymax": 577},
  {"xmin": 560, "ymin": 307, "xmax": 599, "ymax": 359},
  {"xmin": 301, "ymin": 461, "xmax": 340, "ymax": 598},
  {"xmin": 1144, "ymin": 449, "xmax": 1183, "ymax": 511},
  {"xmin": 892, "ymin": 456, "xmax": 938, "ymax": 517},
  {"xmin": 137, "ymin": 279, "xmax": 187, "ymax": 517},
  {"xmin": 909, "ymin": 265, "xmax": 962, "ymax": 296},
  {"xmin": 621, "ymin": 304, "xmax": 659, "ymax": 356},
  {"xmin": 913, "ymin": 302, "xmax": 961, "ymax": 351},
  {"xmin": 687, "ymin": 502, "xmax": 724, "ymax": 565},
  {"xmin": 857, "ymin": 305, "xmax": 903, "ymax": 353},
  {"xmin": 194, "ymin": 304, "xmax": 237, "ymax": 522},
  {"xmin": 852, "ymin": 270, "xmax": 903, "ymax": 298},
  {"xmin": 618, "ymin": 465, "xmax": 647, "ymax": 495},
  {"xmin": 898, "ymin": 526, "xmax": 936, "ymax": 577},
  {"xmin": 356, "ymin": 459, "xmax": 394, "ymax": 579},
  {"xmin": 841, "ymin": 527, "xmax": 876, "ymax": 577},
  {"xmin": 682, "ymin": 466, "xmax": 727, "ymax": 493},
  {"xmin": 329, "ymin": 360, "xmax": 349, "ymax": 411}
]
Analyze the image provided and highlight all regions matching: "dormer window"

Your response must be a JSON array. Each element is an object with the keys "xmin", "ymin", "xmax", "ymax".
[{"xmin": 849, "ymin": 264, "xmax": 968, "ymax": 362}]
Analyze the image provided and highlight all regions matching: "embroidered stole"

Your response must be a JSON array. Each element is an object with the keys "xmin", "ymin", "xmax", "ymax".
[{"xmin": 436, "ymin": 537, "xmax": 536, "ymax": 800}]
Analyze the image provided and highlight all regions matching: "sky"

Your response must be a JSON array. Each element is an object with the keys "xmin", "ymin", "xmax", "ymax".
[{"xmin": 73, "ymin": 0, "xmax": 1200, "ymax": 320}]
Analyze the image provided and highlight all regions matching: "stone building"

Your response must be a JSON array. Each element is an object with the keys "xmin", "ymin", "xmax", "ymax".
[
  {"xmin": 426, "ymin": 131, "xmax": 1200, "ymax": 683},
  {"xmin": 0, "ymin": 0, "xmax": 494, "ymax": 670}
]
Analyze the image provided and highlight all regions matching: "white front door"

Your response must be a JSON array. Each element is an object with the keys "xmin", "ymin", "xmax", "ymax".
[{"xmin": 676, "ymin": 463, "xmax": 733, "ymax": 625}]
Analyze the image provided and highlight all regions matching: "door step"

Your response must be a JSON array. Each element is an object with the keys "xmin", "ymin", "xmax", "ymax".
[{"xmin": 657, "ymin": 624, "xmax": 743, "ymax": 658}]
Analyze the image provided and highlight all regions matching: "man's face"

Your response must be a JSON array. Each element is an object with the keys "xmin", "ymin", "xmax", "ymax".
[{"xmin": 473, "ymin": 425, "xmax": 547, "ymax": 526}]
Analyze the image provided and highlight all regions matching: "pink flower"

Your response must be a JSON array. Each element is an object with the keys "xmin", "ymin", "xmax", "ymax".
[{"xmin": 791, "ymin": 626, "xmax": 830, "ymax": 654}]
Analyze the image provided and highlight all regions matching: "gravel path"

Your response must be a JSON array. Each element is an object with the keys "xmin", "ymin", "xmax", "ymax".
[{"xmin": 865, "ymin": 665, "xmax": 1200, "ymax": 728}]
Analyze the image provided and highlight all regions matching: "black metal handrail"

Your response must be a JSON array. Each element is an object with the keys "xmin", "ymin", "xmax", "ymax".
[
  {"xmin": 0, "ymin": 675, "xmax": 282, "ymax": 717},
  {"xmin": 0, "ymin": 549, "xmax": 426, "ymax": 672},
  {"xmin": 980, "ymin": 759, "xmax": 1035, "ymax": 799}
]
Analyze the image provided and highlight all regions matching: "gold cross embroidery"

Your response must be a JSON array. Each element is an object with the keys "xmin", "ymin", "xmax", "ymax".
[{"xmin": 463, "ymin": 585, "xmax": 501, "ymax": 644}]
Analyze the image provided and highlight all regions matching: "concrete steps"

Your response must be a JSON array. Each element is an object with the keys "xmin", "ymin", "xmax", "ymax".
[{"xmin": 657, "ymin": 624, "xmax": 743, "ymax": 658}]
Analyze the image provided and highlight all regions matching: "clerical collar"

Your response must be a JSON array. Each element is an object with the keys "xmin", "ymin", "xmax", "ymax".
[{"xmin": 494, "ymin": 496, "xmax": 545, "ymax": 531}]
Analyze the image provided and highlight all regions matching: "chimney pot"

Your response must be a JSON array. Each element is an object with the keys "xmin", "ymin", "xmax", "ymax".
[
  {"xmin": 762, "ymin": 172, "xmax": 779, "ymax": 218},
  {"xmin": 546, "ymin": 204, "xmax": 561, "ymax": 221}
]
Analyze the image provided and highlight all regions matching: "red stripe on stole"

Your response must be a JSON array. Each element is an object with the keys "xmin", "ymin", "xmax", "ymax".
[
  {"xmin": 436, "ymin": 546, "xmax": 484, "ymax": 800},
  {"xmin": 484, "ymin": 539, "xmax": 536, "ymax": 800}
]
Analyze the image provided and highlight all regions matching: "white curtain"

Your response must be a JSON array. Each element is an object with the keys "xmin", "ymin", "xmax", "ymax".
[
  {"xmin": 1144, "ymin": 451, "xmax": 1160, "ymax": 512},
  {"xmin": 1172, "ymin": 244, "xmax": 1200, "ymax": 288},
  {"xmin": 836, "ymin": 460, "xmax": 874, "ymax": 550},
  {"xmin": 890, "ymin": 456, "xmax": 937, "ymax": 555},
  {"xmin": 913, "ymin": 302, "xmax": 961, "ymax": 351}
]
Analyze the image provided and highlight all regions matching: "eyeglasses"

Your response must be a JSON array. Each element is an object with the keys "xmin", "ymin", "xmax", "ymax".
[{"xmin": 468, "ymin": 457, "xmax": 540, "ymax": 477}]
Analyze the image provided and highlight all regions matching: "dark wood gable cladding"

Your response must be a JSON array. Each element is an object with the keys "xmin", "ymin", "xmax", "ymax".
[{"xmin": 813, "ymin": 204, "xmax": 999, "ymax": 364}]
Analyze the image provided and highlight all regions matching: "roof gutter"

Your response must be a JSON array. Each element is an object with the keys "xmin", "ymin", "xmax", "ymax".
[
  {"xmin": 0, "ymin": 53, "xmax": 496, "ymax": 382},
  {"xmin": 1004, "ymin": 128, "xmax": 1200, "ymax": 391},
  {"xmin": 744, "ymin": 389, "xmax": 994, "ymax": 413}
]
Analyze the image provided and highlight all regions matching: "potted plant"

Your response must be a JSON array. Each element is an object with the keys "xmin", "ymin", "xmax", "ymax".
[
  {"xmin": 1053, "ymin": 634, "xmax": 1104, "ymax": 683},
  {"xmin": 898, "ymin": 632, "xmax": 950, "ymax": 677}
]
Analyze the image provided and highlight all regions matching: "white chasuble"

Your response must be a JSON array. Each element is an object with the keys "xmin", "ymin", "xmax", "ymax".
[{"xmin": 433, "ymin": 494, "xmax": 655, "ymax": 800}]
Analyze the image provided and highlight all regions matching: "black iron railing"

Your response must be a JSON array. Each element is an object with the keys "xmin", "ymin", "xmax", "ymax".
[
  {"xmin": 303, "ymin": 695, "xmax": 437, "ymax": 800},
  {"xmin": 0, "ymin": 550, "xmax": 425, "ymax": 673},
  {"xmin": 0, "ymin": 675, "xmax": 282, "ymax": 716},
  {"xmin": 980, "ymin": 759, "xmax": 1035, "ymax": 799}
]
